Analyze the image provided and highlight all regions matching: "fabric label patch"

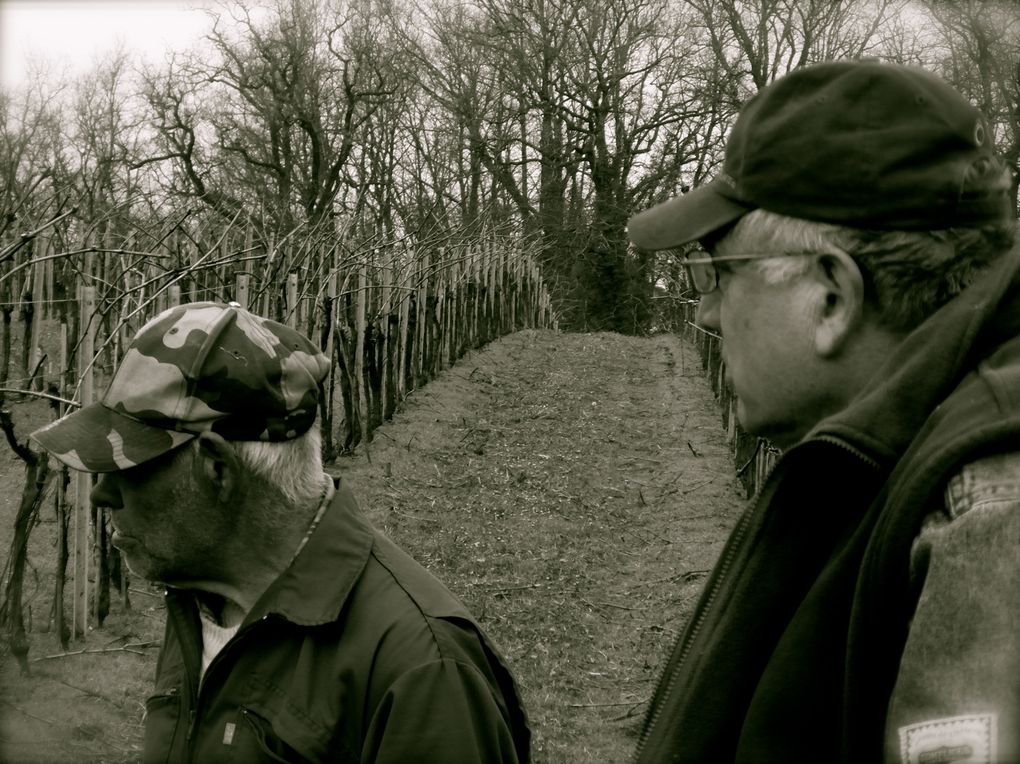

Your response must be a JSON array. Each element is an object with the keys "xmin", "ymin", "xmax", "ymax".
[
  {"xmin": 899, "ymin": 714, "xmax": 997, "ymax": 764},
  {"xmin": 223, "ymin": 721, "xmax": 236, "ymax": 745}
]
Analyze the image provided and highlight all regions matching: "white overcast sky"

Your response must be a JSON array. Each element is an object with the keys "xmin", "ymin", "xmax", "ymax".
[{"xmin": 0, "ymin": 0, "xmax": 218, "ymax": 92}]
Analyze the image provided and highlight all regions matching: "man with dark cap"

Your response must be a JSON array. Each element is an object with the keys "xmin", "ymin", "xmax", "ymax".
[
  {"xmin": 627, "ymin": 61, "xmax": 1019, "ymax": 763},
  {"xmin": 30, "ymin": 301, "xmax": 530, "ymax": 763}
]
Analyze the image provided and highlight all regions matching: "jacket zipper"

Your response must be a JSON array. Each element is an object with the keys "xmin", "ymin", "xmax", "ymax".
[
  {"xmin": 632, "ymin": 436, "xmax": 883, "ymax": 761},
  {"xmin": 184, "ymin": 612, "xmax": 273, "ymax": 759},
  {"xmin": 812, "ymin": 434, "xmax": 883, "ymax": 472},
  {"xmin": 632, "ymin": 470, "xmax": 771, "ymax": 762}
]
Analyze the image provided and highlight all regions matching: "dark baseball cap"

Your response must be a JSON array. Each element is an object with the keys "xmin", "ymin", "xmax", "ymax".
[
  {"xmin": 627, "ymin": 60, "xmax": 1013, "ymax": 250},
  {"xmin": 31, "ymin": 302, "xmax": 330, "ymax": 472}
]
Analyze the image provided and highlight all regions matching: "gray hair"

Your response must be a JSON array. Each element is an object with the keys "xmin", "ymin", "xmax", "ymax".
[
  {"xmin": 232, "ymin": 423, "xmax": 325, "ymax": 507},
  {"xmin": 717, "ymin": 209, "xmax": 1017, "ymax": 332}
]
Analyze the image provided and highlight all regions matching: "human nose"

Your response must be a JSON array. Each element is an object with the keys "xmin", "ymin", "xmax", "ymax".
[
  {"xmin": 90, "ymin": 473, "xmax": 123, "ymax": 509},
  {"xmin": 695, "ymin": 291, "xmax": 721, "ymax": 332}
]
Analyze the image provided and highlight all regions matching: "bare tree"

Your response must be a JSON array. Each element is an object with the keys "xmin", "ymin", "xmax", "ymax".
[
  {"xmin": 0, "ymin": 79, "xmax": 64, "ymax": 240},
  {"xmin": 920, "ymin": 0, "xmax": 1020, "ymax": 207},
  {"xmin": 689, "ymin": 0, "xmax": 908, "ymax": 98}
]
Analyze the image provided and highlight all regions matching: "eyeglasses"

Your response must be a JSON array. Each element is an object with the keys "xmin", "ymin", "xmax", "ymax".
[{"xmin": 681, "ymin": 252, "xmax": 821, "ymax": 294}]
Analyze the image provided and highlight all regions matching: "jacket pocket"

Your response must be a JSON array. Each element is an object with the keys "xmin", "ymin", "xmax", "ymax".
[
  {"xmin": 237, "ymin": 706, "xmax": 309, "ymax": 763},
  {"xmin": 142, "ymin": 688, "xmax": 182, "ymax": 764}
]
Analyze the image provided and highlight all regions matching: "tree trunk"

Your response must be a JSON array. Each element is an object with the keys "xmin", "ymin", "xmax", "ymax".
[{"xmin": 1, "ymin": 456, "xmax": 51, "ymax": 674}]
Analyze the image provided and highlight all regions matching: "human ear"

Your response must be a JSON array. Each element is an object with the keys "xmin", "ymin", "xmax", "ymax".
[
  {"xmin": 695, "ymin": 289, "xmax": 722, "ymax": 331},
  {"xmin": 195, "ymin": 431, "xmax": 241, "ymax": 503},
  {"xmin": 812, "ymin": 251, "xmax": 866, "ymax": 358}
]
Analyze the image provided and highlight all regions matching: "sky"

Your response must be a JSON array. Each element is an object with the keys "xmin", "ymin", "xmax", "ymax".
[{"xmin": 0, "ymin": 0, "xmax": 218, "ymax": 92}]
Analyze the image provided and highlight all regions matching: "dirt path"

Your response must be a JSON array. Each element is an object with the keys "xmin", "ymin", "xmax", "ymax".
[
  {"xmin": 0, "ymin": 330, "xmax": 745, "ymax": 763},
  {"xmin": 339, "ymin": 330, "xmax": 745, "ymax": 762}
]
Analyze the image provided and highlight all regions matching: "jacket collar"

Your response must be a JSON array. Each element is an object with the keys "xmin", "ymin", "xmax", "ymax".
[{"xmin": 244, "ymin": 478, "xmax": 375, "ymax": 626}]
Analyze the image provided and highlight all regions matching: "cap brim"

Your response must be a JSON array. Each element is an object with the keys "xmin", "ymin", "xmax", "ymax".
[
  {"xmin": 627, "ymin": 177, "xmax": 755, "ymax": 250},
  {"xmin": 30, "ymin": 403, "xmax": 195, "ymax": 472}
]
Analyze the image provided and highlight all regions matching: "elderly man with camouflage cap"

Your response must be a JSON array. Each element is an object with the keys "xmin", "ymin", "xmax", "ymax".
[
  {"xmin": 31, "ymin": 301, "xmax": 530, "ymax": 763},
  {"xmin": 627, "ymin": 61, "xmax": 1020, "ymax": 762}
]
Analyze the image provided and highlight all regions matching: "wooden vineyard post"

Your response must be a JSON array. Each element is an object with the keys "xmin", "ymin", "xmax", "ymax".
[
  {"xmin": 448, "ymin": 256, "xmax": 455, "ymax": 364},
  {"xmin": 380, "ymin": 250, "xmax": 393, "ymax": 421},
  {"xmin": 448, "ymin": 249, "xmax": 458, "ymax": 364},
  {"xmin": 310, "ymin": 248, "xmax": 324, "ymax": 347},
  {"xmin": 58, "ymin": 323, "xmax": 68, "ymax": 415},
  {"xmin": 509, "ymin": 252, "xmax": 518, "ymax": 331},
  {"xmin": 215, "ymin": 230, "xmax": 228, "ymax": 303},
  {"xmin": 528, "ymin": 257, "xmax": 537, "ymax": 328},
  {"xmin": 396, "ymin": 256, "xmax": 411, "ymax": 402},
  {"xmin": 487, "ymin": 243, "xmax": 497, "ymax": 340},
  {"xmin": 489, "ymin": 244, "xmax": 497, "ymax": 334},
  {"xmin": 187, "ymin": 234, "xmax": 200, "ymax": 303},
  {"xmin": 323, "ymin": 263, "xmax": 338, "ymax": 446},
  {"xmin": 448, "ymin": 245, "xmax": 461, "ymax": 363},
  {"xmin": 479, "ymin": 242, "xmax": 491, "ymax": 340},
  {"xmin": 456, "ymin": 249, "xmax": 465, "ymax": 355},
  {"xmin": 29, "ymin": 234, "xmax": 46, "ymax": 391},
  {"xmin": 154, "ymin": 241, "xmax": 169, "ymax": 314},
  {"xmin": 73, "ymin": 285, "xmax": 96, "ymax": 639},
  {"xmin": 496, "ymin": 246, "xmax": 507, "ymax": 335},
  {"xmin": 261, "ymin": 233, "xmax": 274, "ymax": 319},
  {"xmin": 354, "ymin": 260, "xmax": 369, "ymax": 444},
  {"xmin": 117, "ymin": 253, "xmax": 136, "ymax": 370},
  {"xmin": 432, "ymin": 255, "xmax": 444, "ymax": 377},
  {"xmin": 526, "ymin": 255, "xmax": 533, "ymax": 328},
  {"xmin": 53, "ymin": 323, "xmax": 69, "ymax": 649},
  {"xmin": 299, "ymin": 263, "xmax": 311, "ymax": 337},
  {"xmin": 44, "ymin": 252, "xmax": 54, "ymax": 320},
  {"xmin": 509, "ymin": 248, "xmax": 517, "ymax": 331},
  {"xmin": 448, "ymin": 248, "xmax": 459, "ymax": 362},
  {"xmin": 523, "ymin": 255, "xmax": 530, "ymax": 327},
  {"xmin": 219, "ymin": 230, "xmax": 232, "ymax": 305},
  {"xmin": 533, "ymin": 258, "xmax": 542, "ymax": 328},
  {"xmin": 513, "ymin": 249, "xmax": 522, "ymax": 329},
  {"xmin": 471, "ymin": 246, "xmax": 481, "ymax": 347},
  {"xmin": 478, "ymin": 245, "xmax": 487, "ymax": 343},
  {"xmin": 434, "ymin": 249, "xmax": 447, "ymax": 374},
  {"xmin": 151, "ymin": 261, "xmax": 165, "ymax": 315},
  {"xmin": 727, "ymin": 396, "xmax": 737, "ymax": 444},
  {"xmin": 465, "ymin": 247, "xmax": 474, "ymax": 348},
  {"xmin": 539, "ymin": 260, "xmax": 549, "ymax": 329},
  {"xmin": 324, "ymin": 264, "xmax": 338, "ymax": 360},
  {"xmin": 755, "ymin": 443, "xmax": 767, "ymax": 495},
  {"xmin": 523, "ymin": 257, "xmax": 533, "ymax": 328},
  {"xmin": 235, "ymin": 273, "xmax": 250, "ymax": 310},
  {"xmin": 413, "ymin": 255, "xmax": 427, "ymax": 388},
  {"xmin": 287, "ymin": 272, "xmax": 299, "ymax": 328}
]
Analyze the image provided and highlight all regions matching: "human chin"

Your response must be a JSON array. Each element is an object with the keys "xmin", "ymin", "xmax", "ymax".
[{"xmin": 734, "ymin": 396, "xmax": 777, "ymax": 442}]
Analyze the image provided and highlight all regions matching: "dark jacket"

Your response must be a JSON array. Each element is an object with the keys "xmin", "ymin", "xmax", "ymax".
[
  {"xmin": 143, "ymin": 483, "xmax": 530, "ymax": 763},
  {"xmin": 634, "ymin": 253, "xmax": 1020, "ymax": 763}
]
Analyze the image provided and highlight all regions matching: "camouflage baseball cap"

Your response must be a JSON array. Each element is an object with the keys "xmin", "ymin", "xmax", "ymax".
[{"xmin": 30, "ymin": 301, "xmax": 330, "ymax": 472}]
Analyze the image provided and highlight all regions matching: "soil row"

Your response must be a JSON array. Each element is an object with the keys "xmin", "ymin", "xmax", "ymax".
[{"xmin": 0, "ymin": 329, "xmax": 745, "ymax": 763}]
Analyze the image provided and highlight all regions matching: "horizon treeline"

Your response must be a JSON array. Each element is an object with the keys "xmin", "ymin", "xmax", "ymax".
[{"xmin": 2, "ymin": 0, "xmax": 1018, "ymax": 333}]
